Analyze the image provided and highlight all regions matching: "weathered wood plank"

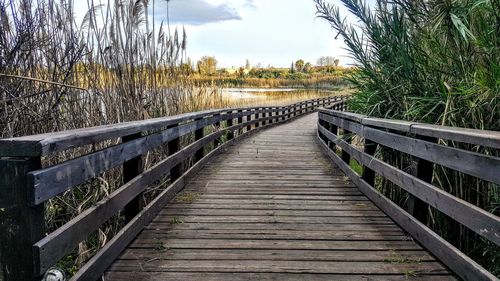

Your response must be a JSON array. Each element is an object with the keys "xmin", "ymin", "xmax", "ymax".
[
  {"xmin": 104, "ymin": 272, "xmax": 457, "ymax": 281},
  {"xmin": 115, "ymin": 249, "xmax": 430, "ymax": 261},
  {"xmin": 1, "ymin": 96, "xmax": 343, "ymax": 157},
  {"xmin": 102, "ymin": 112, "xmax": 454, "ymax": 281},
  {"xmin": 0, "ymin": 158, "xmax": 44, "ymax": 279},
  {"xmin": 317, "ymin": 132, "xmax": 496, "ymax": 281},
  {"xmin": 363, "ymin": 126, "xmax": 500, "ymax": 185},
  {"xmin": 159, "ymin": 209, "xmax": 387, "ymax": 217},
  {"xmin": 318, "ymin": 125, "xmax": 500, "ymax": 245},
  {"xmin": 144, "ymin": 221, "xmax": 402, "ymax": 231},
  {"xmin": 108, "ymin": 260, "xmax": 448, "ymax": 275},
  {"xmin": 320, "ymin": 107, "xmax": 500, "ymax": 149},
  {"xmin": 68, "ymin": 107, "xmax": 306, "ymax": 281},
  {"xmin": 137, "ymin": 230, "xmax": 408, "ymax": 241},
  {"xmin": 27, "ymin": 114, "xmax": 231, "ymax": 205},
  {"xmin": 122, "ymin": 133, "xmax": 144, "ymax": 222},
  {"xmin": 128, "ymin": 238, "xmax": 423, "ymax": 250},
  {"xmin": 36, "ymin": 115, "xmax": 279, "ymax": 274}
]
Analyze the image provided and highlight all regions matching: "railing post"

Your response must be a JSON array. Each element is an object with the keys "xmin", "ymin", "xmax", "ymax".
[
  {"xmin": 262, "ymin": 110, "xmax": 268, "ymax": 126},
  {"xmin": 341, "ymin": 129, "xmax": 351, "ymax": 164},
  {"xmin": 227, "ymin": 110, "xmax": 234, "ymax": 140},
  {"xmin": 361, "ymin": 139, "xmax": 377, "ymax": 186},
  {"xmin": 214, "ymin": 113, "xmax": 222, "ymax": 148},
  {"xmin": 281, "ymin": 107, "xmax": 285, "ymax": 121},
  {"xmin": 318, "ymin": 118, "xmax": 326, "ymax": 142},
  {"xmin": 328, "ymin": 121, "xmax": 338, "ymax": 150},
  {"xmin": 407, "ymin": 136, "xmax": 436, "ymax": 225},
  {"xmin": 122, "ymin": 133, "xmax": 144, "ymax": 222},
  {"xmin": 168, "ymin": 123, "xmax": 181, "ymax": 181},
  {"xmin": 194, "ymin": 117, "xmax": 205, "ymax": 162},
  {"xmin": 0, "ymin": 157, "xmax": 44, "ymax": 281},
  {"xmin": 246, "ymin": 110, "xmax": 252, "ymax": 132},
  {"xmin": 254, "ymin": 109, "xmax": 260, "ymax": 128},
  {"xmin": 237, "ymin": 110, "xmax": 243, "ymax": 136}
]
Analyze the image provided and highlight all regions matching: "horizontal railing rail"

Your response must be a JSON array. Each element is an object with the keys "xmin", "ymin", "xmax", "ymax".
[
  {"xmin": 0, "ymin": 96, "xmax": 348, "ymax": 281},
  {"xmin": 317, "ymin": 108, "xmax": 500, "ymax": 281}
]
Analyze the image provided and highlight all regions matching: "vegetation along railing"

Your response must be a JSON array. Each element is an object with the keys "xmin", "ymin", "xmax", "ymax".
[
  {"xmin": 317, "ymin": 108, "xmax": 500, "ymax": 281},
  {"xmin": 0, "ymin": 96, "xmax": 347, "ymax": 281}
]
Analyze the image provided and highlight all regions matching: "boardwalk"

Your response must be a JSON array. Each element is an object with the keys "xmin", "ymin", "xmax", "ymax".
[{"xmin": 105, "ymin": 113, "xmax": 455, "ymax": 281}]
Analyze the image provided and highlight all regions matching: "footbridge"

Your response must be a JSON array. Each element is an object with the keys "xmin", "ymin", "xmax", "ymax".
[{"xmin": 0, "ymin": 97, "xmax": 498, "ymax": 281}]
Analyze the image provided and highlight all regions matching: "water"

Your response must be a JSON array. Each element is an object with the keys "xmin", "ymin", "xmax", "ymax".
[{"xmin": 219, "ymin": 88, "xmax": 346, "ymax": 108}]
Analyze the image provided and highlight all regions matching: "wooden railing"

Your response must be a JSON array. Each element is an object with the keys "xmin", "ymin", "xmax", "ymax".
[
  {"xmin": 317, "ymin": 108, "xmax": 500, "ymax": 281},
  {"xmin": 0, "ymin": 96, "xmax": 347, "ymax": 281}
]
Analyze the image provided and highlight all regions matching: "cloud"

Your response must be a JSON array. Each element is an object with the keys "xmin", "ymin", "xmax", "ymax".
[{"xmin": 153, "ymin": 0, "xmax": 250, "ymax": 26}]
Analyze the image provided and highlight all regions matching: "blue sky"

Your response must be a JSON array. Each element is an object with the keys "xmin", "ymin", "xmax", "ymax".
[{"xmin": 74, "ymin": 0, "xmax": 358, "ymax": 68}]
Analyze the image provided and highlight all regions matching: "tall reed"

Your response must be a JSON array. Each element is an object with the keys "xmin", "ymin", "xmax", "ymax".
[
  {"xmin": 315, "ymin": 0, "xmax": 499, "ymax": 275},
  {"xmin": 0, "ymin": 0, "xmax": 225, "ymax": 275}
]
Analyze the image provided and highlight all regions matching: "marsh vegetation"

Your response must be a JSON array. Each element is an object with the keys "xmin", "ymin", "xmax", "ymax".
[
  {"xmin": 0, "ymin": 0, "xmax": 350, "ymax": 276},
  {"xmin": 316, "ymin": 0, "xmax": 499, "ymax": 275}
]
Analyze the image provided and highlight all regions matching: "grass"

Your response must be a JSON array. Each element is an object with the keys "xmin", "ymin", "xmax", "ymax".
[
  {"xmin": 349, "ymin": 159, "xmax": 363, "ymax": 175},
  {"xmin": 384, "ymin": 257, "xmax": 422, "ymax": 264},
  {"xmin": 404, "ymin": 270, "xmax": 418, "ymax": 278},
  {"xmin": 170, "ymin": 217, "xmax": 183, "ymax": 225},
  {"xmin": 175, "ymin": 192, "xmax": 200, "ymax": 204},
  {"xmin": 155, "ymin": 243, "xmax": 168, "ymax": 251}
]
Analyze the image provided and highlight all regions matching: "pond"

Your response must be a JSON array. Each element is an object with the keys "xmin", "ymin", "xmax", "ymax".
[{"xmin": 219, "ymin": 88, "xmax": 348, "ymax": 108}]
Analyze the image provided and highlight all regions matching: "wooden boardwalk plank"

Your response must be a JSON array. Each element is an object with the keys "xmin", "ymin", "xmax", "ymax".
[{"xmin": 105, "ymin": 113, "xmax": 455, "ymax": 280}]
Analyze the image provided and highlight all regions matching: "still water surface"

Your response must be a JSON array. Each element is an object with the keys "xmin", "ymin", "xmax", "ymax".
[{"xmin": 219, "ymin": 88, "xmax": 345, "ymax": 108}]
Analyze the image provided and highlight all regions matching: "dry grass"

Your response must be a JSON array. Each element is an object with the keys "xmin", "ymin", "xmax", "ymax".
[{"xmin": 0, "ymin": 0, "xmax": 231, "ymax": 276}]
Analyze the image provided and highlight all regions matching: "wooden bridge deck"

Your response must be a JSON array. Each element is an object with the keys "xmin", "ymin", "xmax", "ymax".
[{"xmin": 105, "ymin": 113, "xmax": 456, "ymax": 281}]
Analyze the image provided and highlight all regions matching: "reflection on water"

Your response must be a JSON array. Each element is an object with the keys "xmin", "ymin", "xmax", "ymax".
[{"xmin": 220, "ymin": 88, "xmax": 346, "ymax": 108}]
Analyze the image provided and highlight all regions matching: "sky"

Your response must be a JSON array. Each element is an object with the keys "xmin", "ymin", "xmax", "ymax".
[
  {"xmin": 165, "ymin": 0, "xmax": 353, "ymax": 68},
  {"xmin": 75, "ymin": 0, "xmax": 359, "ymax": 68}
]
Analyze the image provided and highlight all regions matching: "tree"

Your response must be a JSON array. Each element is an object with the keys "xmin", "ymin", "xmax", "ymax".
[
  {"xmin": 295, "ymin": 59, "xmax": 305, "ymax": 72},
  {"xmin": 197, "ymin": 56, "xmax": 217, "ymax": 75},
  {"xmin": 290, "ymin": 62, "xmax": 295, "ymax": 73},
  {"xmin": 316, "ymin": 56, "xmax": 339, "ymax": 66},
  {"xmin": 303, "ymin": 62, "xmax": 312, "ymax": 73},
  {"xmin": 238, "ymin": 66, "xmax": 246, "ymax": 77}
]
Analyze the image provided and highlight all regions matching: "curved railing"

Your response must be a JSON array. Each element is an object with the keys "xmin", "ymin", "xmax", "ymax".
[
  {"xmin": 317, "ymin": 108, "xmax": 500, "ymax": 281},
  {"xmin": 0, "ymin": 96, "xmax": 347, "ymax": 281}
]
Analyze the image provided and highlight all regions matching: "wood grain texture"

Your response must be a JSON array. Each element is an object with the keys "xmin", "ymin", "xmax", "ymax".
[
  {"xmin": 317, "ymin": 115, "xmax": 499, "ymax": 281},
  {"xmin": 318, "ymin": 125, "xmax": 500, "ymax": 246},
  {"xmin": 317, "ymin": 136, "xmax": 496, "ymax": 281},
  {"xmin": 104, "ymin": 113, "xmax": 454, "ymax": 281}
]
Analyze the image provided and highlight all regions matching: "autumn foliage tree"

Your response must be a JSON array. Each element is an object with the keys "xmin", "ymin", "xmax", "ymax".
[{"xmin": 197, "ymin": 56, "xmax": 218, "ymax": 75}]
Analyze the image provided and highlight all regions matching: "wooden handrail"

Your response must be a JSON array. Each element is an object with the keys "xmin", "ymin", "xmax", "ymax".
[
  {"xmin": 317, "ymin": 108, "xmax": 500, "ymax": 281},
  {"xmin": 0, "ymin": 96, "xmax": 348, "ymax": 281}
]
